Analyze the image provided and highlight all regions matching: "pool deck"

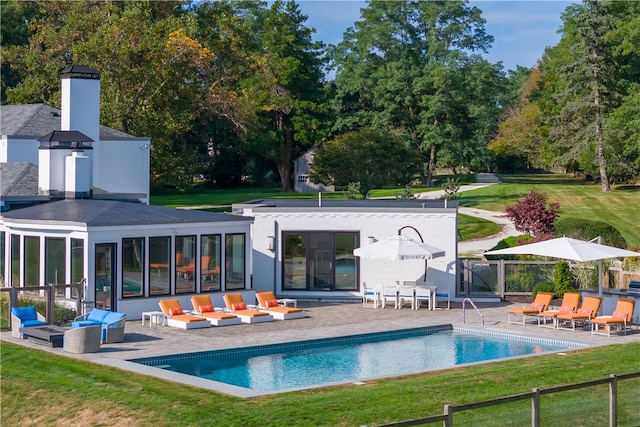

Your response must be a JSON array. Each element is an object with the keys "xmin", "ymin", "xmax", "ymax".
[{"xmin": 3, "ymin": 301, "xmax": 638, "ymax": 397}]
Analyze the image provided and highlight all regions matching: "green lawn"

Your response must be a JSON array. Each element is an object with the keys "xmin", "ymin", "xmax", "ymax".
[
  {"xmin": 2, "ymin": 341, "xmax": 638, "ymax": 426},
  {"xmin": 458, "ymin": 174, "xmax": 640, "ymax": 248}
]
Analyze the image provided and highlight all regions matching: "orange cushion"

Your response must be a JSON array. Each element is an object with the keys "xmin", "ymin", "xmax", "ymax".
[
  {"xmin": 232, "ymin": 302, "xmax": 246, "ymax": 310},
  {"xmin": 559, "ymin": 305, "xmax": 573, "ymax": 312},
  {"xmin": 169, "ymin": 307, "xmax": 183, "ymax": 315},
  {"xmin": 577, "ymin": 308, "xmax": 591, "ymax": 315},
  {"xmin": 266, "ymin": 299, "xmax": 279, "ymax": 307},
  {"xmin": 200, "ymin": 304, "xmax": 214, "ymax": 313},
  {"xmin": 612, "ymin": 311, "xmax": 626, "ymax": 319}
]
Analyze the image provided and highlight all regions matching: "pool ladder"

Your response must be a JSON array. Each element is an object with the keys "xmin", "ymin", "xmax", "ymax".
[{"xmin": 462, "ymin": 298, "xmax": 484, "ymax": 326}]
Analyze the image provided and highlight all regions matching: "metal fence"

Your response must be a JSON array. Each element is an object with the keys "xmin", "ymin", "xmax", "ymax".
[
  {"xmin": 370, "ymin": 372, "xmax": 640, "ymax": 427},
  {"xmin": 459, "ymin": 259, "xmax": 640, "ymax": 299}
]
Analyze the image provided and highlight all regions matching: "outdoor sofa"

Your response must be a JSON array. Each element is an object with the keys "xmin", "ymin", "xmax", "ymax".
[{"xmin": 72, "ymin": 308, "xmax": 126, "ymax": 343}]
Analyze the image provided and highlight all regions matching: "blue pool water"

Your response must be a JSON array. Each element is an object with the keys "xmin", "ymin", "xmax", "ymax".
[{"xmin": 131, "ymin": 326, "xmax": 584, "ymax": 394}]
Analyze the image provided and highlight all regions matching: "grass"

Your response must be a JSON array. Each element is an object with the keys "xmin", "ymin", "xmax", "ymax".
[
  {"xmin": 458, "ymin": 174, "xmax": 640, "ymax": 248},
  {"xmin": 2, "ymin": 341, "xmax": 638, "ymax": 426}
]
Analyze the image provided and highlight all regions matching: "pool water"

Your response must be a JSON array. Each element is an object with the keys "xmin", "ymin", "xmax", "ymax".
[{"xmin": 132, "ymin": 326, "xmax": 584, "ymax": 394}]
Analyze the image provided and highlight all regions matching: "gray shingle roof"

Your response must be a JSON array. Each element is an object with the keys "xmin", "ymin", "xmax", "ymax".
[
  {"xmin": 1, "ymin": 199, "xmax": 252, "ymax": 227},
  {"xmin": 0, "ymin": 104, "xmax": 135, "ymax": 139},
  {"xmin": 0, "ymin": 162, "xmax": 39, "ymax": 197}
]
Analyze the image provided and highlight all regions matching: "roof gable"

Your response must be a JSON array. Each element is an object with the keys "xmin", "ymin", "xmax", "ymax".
[{"xmin": 0, "ymin": 162, "xmax": 39, "ymax": 197}]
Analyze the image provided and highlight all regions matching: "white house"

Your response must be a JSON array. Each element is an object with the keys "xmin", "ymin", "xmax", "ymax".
[
  {"xmin": 233, "ymin": 198, "xmax": 459, "ymax": 302},
  {"xmin": 1, "ymin": 66, "xmax": 461, "ymax": 321},
  {"xmin": 293, "ymin": 148, "xmax": 334, "ymax": 193}
]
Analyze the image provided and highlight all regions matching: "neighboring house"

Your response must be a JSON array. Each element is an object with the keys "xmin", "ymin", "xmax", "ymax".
[
  {"xmin": 293, "ymin": 148, "xmax": 334, "ymax": 193},
  {"xmin": 233, "ymin": 199, "xmax": 459, "ymax": 301}
]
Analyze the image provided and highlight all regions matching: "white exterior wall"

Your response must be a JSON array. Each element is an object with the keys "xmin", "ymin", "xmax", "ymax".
[
  {"xmin": 94, "ymin": 138, "xmax": 151, "ymax": 202},
  {"xmin": 61, "ymin": 76, "xmax": 100, "ymax": 145},
  {"xmin": 249, "ymin": 209, "xmax": 458, "ymax": 299},
  {"xmin": 1, "ymin": 137, "xmax": 40, "ymax": 163}
]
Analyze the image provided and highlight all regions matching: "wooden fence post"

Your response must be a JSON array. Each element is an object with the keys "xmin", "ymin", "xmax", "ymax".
[{"xmin": 531, "ymin": 388, "xmax": 540, "ymax": 427}]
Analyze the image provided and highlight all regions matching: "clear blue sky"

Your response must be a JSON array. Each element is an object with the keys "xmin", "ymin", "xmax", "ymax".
[{"xmin": 297, "ymin": 0, "xmax": 574, "ymax": 73}]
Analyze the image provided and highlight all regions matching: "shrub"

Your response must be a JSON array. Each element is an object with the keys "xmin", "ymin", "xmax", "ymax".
[
  {"xmin": 394, "ymin": 185, "xmax": 415, "ymax": 200},
  {"xmin": 554, "ymin": 217, "xmax": 627, "ymax": 248},
  {"xmin": 553, "ymin": 261, "xmax": 575, "ymax": 297},
  {"xmin": 440, "ymin": 178, "xmax": 461, "ymax": 200},
  {"xmin": 343, "ymin": 182, "xmax": 361, "ymax": 200},
  {"xmin": 533, "ymin": 282, "xmax": 554, "ymax": 298},
  {"xmin": 506, "ymin": 190, "xmax": 559, "ymax": 241}
]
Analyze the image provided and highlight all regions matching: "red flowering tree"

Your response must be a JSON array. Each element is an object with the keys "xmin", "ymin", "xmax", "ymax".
[{"xmin": 506, "ymin": 190, "xmax": 559, "ymax": 241}]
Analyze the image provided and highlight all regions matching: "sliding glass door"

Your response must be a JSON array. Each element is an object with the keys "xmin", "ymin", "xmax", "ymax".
[{"xmin": 282, "ymin": 231, "xmax": 359, "ymax": 291}]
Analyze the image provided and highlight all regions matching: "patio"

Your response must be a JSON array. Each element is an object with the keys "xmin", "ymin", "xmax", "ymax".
[{"xmin": 2, "ymin": 301, "xmax": 638, "ymax": 363}]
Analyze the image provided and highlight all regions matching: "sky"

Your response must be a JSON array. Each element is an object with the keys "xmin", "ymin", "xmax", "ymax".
[{"xmin": 296, "ymin": 0, "xmax": 575, "ymax": 73}]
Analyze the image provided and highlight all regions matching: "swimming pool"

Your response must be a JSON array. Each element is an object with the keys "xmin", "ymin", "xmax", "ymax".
[{"xmin": 131, "ymin": 326, "xmax": 586, "ymax": 397}]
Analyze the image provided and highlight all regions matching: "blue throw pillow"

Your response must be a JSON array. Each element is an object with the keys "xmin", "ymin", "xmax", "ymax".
[
  {"xmin": 102, "ymin": 311, "xmax": 125, "ymax": 326},
  {"xmin": 86, "ymin": 309, "xmax": 109, "ymax": 323},
  {"xmin": 12, "ymin": 306, "xmax": 38, "ymax": 321}
]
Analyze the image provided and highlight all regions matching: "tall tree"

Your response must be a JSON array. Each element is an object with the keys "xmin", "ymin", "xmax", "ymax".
[
  {"xmin": 548, "ymin": 1, "xmax": 618, "ymax": 191},
  {"xmin": 331, "ymin": 0, "xmax": 497, "ymax": 185},
  {"xmin": 240, "ymin": 0, "xmax": 326, "ymax": 192}
]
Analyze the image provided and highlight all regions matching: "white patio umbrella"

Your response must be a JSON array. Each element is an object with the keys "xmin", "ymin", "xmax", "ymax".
[
  {"xmin": 353, "ymin": 234, "xmax": 445, "ymax": 281},
  {"xmin": 484, "ymin": 236, "xmax": 640, "ymax": 295}
]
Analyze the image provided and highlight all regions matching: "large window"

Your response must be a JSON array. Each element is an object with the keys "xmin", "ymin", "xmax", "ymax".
[
  {"xmin": 282, "ymin": 231, "xmax": 359, "ymax": 291},
  {"xmin": 71, "ymin": 238, "xmax": 84, "ymax": 299},
  {"xmin": 10, "ymin": 234, "xmax": 20, "ymax": 287},
  {"xmin": 201, "ymin": 234, "xmax": 221, "ymax": 292},
  {"xmin": 225, "ymin": 234, "xmax": 245, "ymax": 290},
  {"xmin": 45, "ymin": 237, "xmax": 65, "ymax": 295},
  {"xmin": 149, "ymin": 237, "xmax": 170, "ymax": 295},
  {"xmin": 122, "ymin": 238, "xmax": 144, "ymax": 298},
  {"xmin": 175, "ymin": 235, "xmax": 196, "ymax": 293},
  {"xmin": 24, "ymin": 236, "xmax": 40, "ymax": 286},
  {"xmin": 95, "ymin": 243, "xmax": 115, "ymax": 310}
]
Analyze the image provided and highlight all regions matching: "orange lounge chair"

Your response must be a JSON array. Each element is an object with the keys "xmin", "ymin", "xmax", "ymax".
[
  {"xmin": 255, "ymin": 292, "xmax": 306, "ymax": 320},
  {"xmin": 190, "ymin": 295, "xmax": 241, "ymax": 327},
  {"xmin": 556, "ymin": 296, "xmax": 602, "ymax": 332},
  {"xmin": 158, "ymin": 299, "xmax": 211, "ymax": 329},
  {"xmin": 591, "ymin": 299, "xmax": 635, "ymax": 336},
  {"xmin": 508, "ymin": 291, "xmax": 553, "ymax": 325},
  {"xmin": 223, "ymin": 293, "xmax": 274, "ymax": 324},
  {"xmin": 537, "ymin": 292, "xmax": 581, "ymax": 328}
]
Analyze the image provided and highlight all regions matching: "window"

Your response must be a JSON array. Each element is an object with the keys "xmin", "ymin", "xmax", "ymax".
[
  {"xmin": 10, "ymin": 234, "xmax": 20, "ymax": 287},
  {"xmin": 45, "ymin": 238, "xmax": 65, "ymax": 295},
  {"xmin": 201, "ymin": 235, "xmax": 221, "ymax": 292},
  {"xmin": 149, "ymin": 237, "xmax": 170, "ymax": 295},
  {"xmin": 225, "ymin": 234, "xmax": 245, "ymax": 290},
  {"xmin": 282, "ymin": 231, "xmax": 359, "ymax": 291},
  {"xmin": 175, "ymin": 235, "xmax": 196, "ymax": 293},
  {"xmin": 297, "ymin": 174, "xmax": 309, "ymax": 183},
  {"xmin": 0, "ymin": 232, "xmax": 4, "ymax": 283},
  {"xmin": 24, "ymin": 236, "xmax": 40, "ymax": 286},
  {"xmin": 71, "ymin": 239, "xmax": 84, "ymax": 299},
  {"xmin": 95, "ymin": 243, "xmax": 115, "ymax": 310},
  {"xmin": 122, "ymin": 238, "xmax": 144, "ymax": 298}
]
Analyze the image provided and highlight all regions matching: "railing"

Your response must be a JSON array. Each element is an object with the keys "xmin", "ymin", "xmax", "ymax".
[
  {"xmin": 1, "ymin": 281, "xmax": 85, "ymax": 327},
  {"xmin": 461, "ymin": 298, "xmax": 484, "ymax": 325},
  {"xmin": 367, "ymin": 372, "xmax": 640, "ymax": 427}
]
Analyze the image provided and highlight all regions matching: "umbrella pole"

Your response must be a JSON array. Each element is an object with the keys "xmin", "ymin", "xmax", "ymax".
[{"xmin": 598, "ymin": 259, "xmax": 603, "ymax": 297}]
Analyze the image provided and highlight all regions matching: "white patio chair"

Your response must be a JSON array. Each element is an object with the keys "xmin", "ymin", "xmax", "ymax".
[
  {"xmin": 380, "ymin": 285, "xmax": 399, "ymax": 309},
  {"xmin": 362, "ymin": 282, "xmax": 379, "ymax": 308},
  {"xmin": 399, "ymin": 281, "xmax": 416, "ymax": 309},
  {"xmin": 414, "ymin": 284, "xmax": 434, "ymax": 310}
]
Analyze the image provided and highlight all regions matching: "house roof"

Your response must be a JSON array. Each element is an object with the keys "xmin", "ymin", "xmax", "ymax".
[
  {"xmin": 0, "ymin": 162, "xmax": 41, "ymax": 198},
  {"xmin": 233, "ymin": 198, "xmax": 458, "ymax": 213},
  {"xmin": 0, "ymin": 104, "xmax": 135, "ymax": 139},
  {"xmin": 1, "ymin": 199, "xmax": 252, "ymax": 227}
]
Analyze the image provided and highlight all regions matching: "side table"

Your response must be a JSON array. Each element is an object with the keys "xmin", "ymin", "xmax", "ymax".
[{"xmin": 141, "ymin": 311, "xmax": 166, "ymax": 327}]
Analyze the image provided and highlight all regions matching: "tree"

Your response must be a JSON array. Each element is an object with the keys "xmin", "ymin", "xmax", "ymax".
[
  {"xmin": 310, "ymin": 130, "xmax": 419, "ymax": 199},
  {"xmin": 240, "ymin": 0, "xmax": 326, "ymax": 192},
  {"xmin": 505, "ymin": 190, "xmax": 559, "ymax": 241},
  {"xmin": 330, "ymin": 1, "xmax": 499, "ymax": 185}
]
